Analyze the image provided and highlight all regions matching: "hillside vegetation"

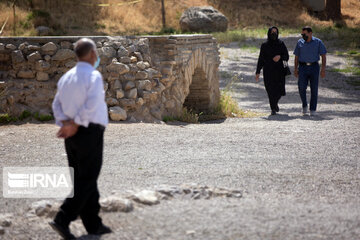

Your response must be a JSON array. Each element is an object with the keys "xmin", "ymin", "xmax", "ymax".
[{"xmin": 0, "ymin": 0, "xmax": 359, "ymax": 36}]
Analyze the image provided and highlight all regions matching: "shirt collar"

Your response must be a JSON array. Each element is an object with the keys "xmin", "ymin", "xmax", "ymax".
[{"xmin": 76, "ymin": 61, "xmax": 94, "ymax": 69}]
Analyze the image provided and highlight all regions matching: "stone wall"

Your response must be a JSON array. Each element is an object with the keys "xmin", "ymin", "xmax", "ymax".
[{"xmin": 0, "ymin": 35, "xmax": 220, "ymax": 122}]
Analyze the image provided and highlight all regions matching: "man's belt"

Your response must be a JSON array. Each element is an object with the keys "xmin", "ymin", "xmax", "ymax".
[
  {"xmin": 299, "ymin": 61, "xmax": 318, "ymax": 66},
  {"xmin": 89, "ymin": 122, "xmax": 105, "ymax": 131}
]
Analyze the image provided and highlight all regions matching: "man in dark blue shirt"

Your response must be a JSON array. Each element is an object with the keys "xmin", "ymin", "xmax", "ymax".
[{"xmin": 294, "ymin": 26, "xmax": 327, "ymax": 116}]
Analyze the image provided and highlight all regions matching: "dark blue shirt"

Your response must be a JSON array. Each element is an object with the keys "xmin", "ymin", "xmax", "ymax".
[{"xmin": 293, "ymin": 37, "xmax": 327, "ymax": 63}]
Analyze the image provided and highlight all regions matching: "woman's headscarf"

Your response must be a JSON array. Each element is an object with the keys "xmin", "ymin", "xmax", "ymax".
[{"xmin": 267, "ymin": 26, "xmax": 279, "ymax": 43}]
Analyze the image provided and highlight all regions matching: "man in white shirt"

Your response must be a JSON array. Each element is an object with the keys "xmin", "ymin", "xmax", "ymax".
[{"xmin": 50, "ymin": 38, "xmax": 111, "ymax": 239}]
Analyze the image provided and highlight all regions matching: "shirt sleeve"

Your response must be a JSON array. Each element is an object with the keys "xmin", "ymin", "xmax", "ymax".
[
  {"xmin": 319, "ymin": 40, "xmax": 327, "ymax": 55},
  {"xmin": 52, "ymin": 82, "xmax": 69, "ymax": 127},
  {"xmin": 73, "ymin": 71, "xmax": 105, "ymax": 127},
  {"xmin": 293, "ymin": 41, "xmax": 300, "ymax": 56}
]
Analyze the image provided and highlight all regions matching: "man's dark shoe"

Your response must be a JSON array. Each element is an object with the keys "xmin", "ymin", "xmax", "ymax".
[
  {"xmin": 49, "ymin": 221, "xmax": 76, "ymax": 240},
  {"xmin": 91, "ymin": 224, "xmax": 112, "ymax": 235}
]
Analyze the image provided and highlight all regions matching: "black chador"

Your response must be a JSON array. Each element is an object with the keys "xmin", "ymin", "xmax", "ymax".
[{"xmin": 256, "ymin": 26, "xmax": 289, "ymax": 114}]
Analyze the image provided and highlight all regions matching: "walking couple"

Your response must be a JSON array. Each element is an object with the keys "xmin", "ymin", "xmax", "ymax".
[{"xmin": 256, "ymin": 26, "xmax": 327, "ymax": 116}]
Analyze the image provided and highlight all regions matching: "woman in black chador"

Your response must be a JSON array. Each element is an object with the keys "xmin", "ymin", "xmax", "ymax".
[{"xmin": 256, "ymin": 26, "xmax": 289, "ymax": 115}]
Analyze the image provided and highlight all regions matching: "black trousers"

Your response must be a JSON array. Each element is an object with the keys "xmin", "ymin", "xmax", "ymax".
[
  {"xmin": 267, "ymin": 91, "xmax": 281, "ymax": 111},
  {"xmin": 55, "ymin": 123, "xmax": 105, "ymax": 234}
]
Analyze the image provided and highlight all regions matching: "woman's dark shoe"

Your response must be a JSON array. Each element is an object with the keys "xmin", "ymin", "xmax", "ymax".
[
  {"xmin": 49, "ymin": 221, "xmax": 76, "ymax": 240},
  {"xmin": 90, "ymin": 224, "xmax": 112, "ymax": 235}
]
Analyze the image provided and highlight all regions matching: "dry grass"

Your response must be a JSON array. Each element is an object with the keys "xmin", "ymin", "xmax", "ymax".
[{"xmin": 0, "ymin": 0, "xmax": 359, "ymax": 36}]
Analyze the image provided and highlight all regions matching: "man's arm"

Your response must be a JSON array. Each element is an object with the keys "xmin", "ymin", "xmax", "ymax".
[
  {"xmin": 294, "ymin": 56, "xmax": 299, "ymax": 78},
  {"xmin": 320, "ymin": 54, "xmax": 326, "ymax": 78},
  {"xmin": 52, "ymin": 91, "xmax": 69, "ymax": 126}
]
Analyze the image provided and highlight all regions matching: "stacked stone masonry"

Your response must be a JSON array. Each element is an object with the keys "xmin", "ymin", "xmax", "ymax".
[{"xmin": 0, "ymin": 35, "xmax": 220, "ymax": 122}]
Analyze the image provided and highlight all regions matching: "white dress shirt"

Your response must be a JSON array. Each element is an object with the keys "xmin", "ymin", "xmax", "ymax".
[{"xmin": 52, "ymin": 62, "xmax": 108, "ymax": 128}]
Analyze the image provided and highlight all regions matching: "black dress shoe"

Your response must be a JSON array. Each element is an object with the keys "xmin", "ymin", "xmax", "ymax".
[
  {"xmin": 91, "ymin": 224, "xmax": 112, "ymax": 235},
  {"xmin": 49, "ymin": 221, "xmax": 76, "ymax": 240}
]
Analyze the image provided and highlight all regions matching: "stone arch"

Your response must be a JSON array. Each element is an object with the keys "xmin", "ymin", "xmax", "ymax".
[{"xmin": 182, "ymin": 48, "xmax": 219, "ymax": 112}]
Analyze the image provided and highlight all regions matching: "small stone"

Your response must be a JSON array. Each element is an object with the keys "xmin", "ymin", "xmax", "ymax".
[
  {"xmin": 120, "ymin": 57, "xmax": 131, "ymax": 64},
  {"xmin": 0, "ymin": 226, "xmax": 4, "ymax": 235},
  {"xmin": 132, "ymin": 190, "xmax": 160, "ymax": 205},
  {"xmin": 154, "ymin": 82, "xmax": 166, "ymax": 93},
  {"xmin": 0, "ymin": 43, "xmax": 5, "ymax": 51},
  {"xmin": 122, "ymin": 73, "xmax": 136, "ymax": 81},
  {"xmin": 135, "ymin": 71, "xmax": 148, "ymax": 80},
  {"xmin": 44, "ymin": 55, "xmax": 51, "ymax": 61},
  {"xmin": 146, "ymin": 68, "xmax": 162, "ymax": 79},
  {"xmin": 6, "ymin": 44, "xmax": 16, "ymax": 50},
  {"xmin": 0, "ymin": 219, "xmax": 11, "ymax": 227},
  {"xmin": 117, "ymin": 46, "xmax": 129, "ymax": 57},
  {"xmin": 35, "ymin": 60, "xmax": 51, "ymax": 71},
  {"xmin": 130, "ymin": 56, "xmax": 137, "ymax": 63},
  {"xmin": 17, "ymin": 70, "xmax": 35, "ymax": 79},
  {"xmin": 104, "ymin": 82, "xmax": 108, "ymax": 91},
  {"xmin": 7, "ymin": 95, "xmax": 15, "ymax": 105},
  {"xmin": 113, "ymin": 79, "xmax": 122, "ymax": 90},
  {"xmin": 60, "ymin": 41, "xmax": 72, "ymax": 49},
  {"xmin": 96, "ymin": 42, "xmax": 103, "ymax": 48},
  {"xmin": 28, "ymin": 45, "xmax": 41, "ymax": 51},
  {"xmin": 0, "ymin": 214, "xmax": 12, "ymax": 228},
  {"xmin": 109, "ymin": 106, "xmax": 127, "ymax": 121},
  {"xmin": 41, "ymin": 42, "xmax": 58, "ymax": 55},
  {"xmin": 124, "ymin": 81, "xmax": 135, "ymax": 91},
  {"xmin": 52, "ymin": 49, "xmax": 76, "ymax": 61},
  {"xmin": 150, "ymin": 107, "xmax": 162, "ymax": 120},
  {"xmin": 98, "ymin": 47, "xmax": 117, "ymax": 61},
  {"xmin": 65, "ymin": 61, "xmax": 77, "ymax": 68},
  {"xmin": 136, "ymin": 61, "xmax": 146, "ymax": 70},
  {"xmin": 186, "ymin": 230, "xmax": 196, "ymax": 235},
  {"xmin": 134, "ymin": 52, "xmax": 143, "ymax": 61},
  {"xmin": 144, "ymin": 62, "xmax": 151, "ymax": 68},
  {"xmin": 106, "ymin": 98, "xmax": 118, "ymax": 106},
  {"xmin": 31, "ymin": 200, "xmax": 53, "ymax": 217},
  {"xmin": 125, "ymin": 88, "xmax": 137, "ymax": 99},
  {"xmin": 36, "ymin": 72, "xmax": 49, "ymax": 81},
  {"xmin": 129, "ymin": 116, "xmax": 137, "ymax": 123},
  {"xmin": 100, "ymin": 196, "xmax": 133, "ymax": 212},
  {"xmin": 127, "ymin": 45, "xmax": 137, "ymax": 54},
  {"xmin": 119, "ymin": 99, "xmax": 136, "ymax": 109},
  {"xmin": 106, "ymin": 61, "xmax": 130, "ymax": 74},
  {"xmin": 136, "ymin": 98, "xmax": 144, "ymax": 106},
  {"xmin": 19, "ymin": 42, "xmax": 28, "ymax": 51},
  {"xmin": 116, "ymin": 89, "xmax": 125, "ymax": 99},
  {"xmin": 11, "ymin": 50, "xmax": 25, "ymax": 64},
  {"xmin": 27, "ymin": 51, "xmax": 42, "ymax": 62},
  {"xmin": 136, "ymin": 80, "xmax": 152, "ymax": 91}
]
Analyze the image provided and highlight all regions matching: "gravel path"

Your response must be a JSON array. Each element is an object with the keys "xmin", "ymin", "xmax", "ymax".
[{"xmin": 0, "ymin": 36, "xmax": 359, "ymax": 239}]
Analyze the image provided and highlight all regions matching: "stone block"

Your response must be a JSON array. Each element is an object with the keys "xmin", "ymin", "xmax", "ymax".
[
  {"xmin": 109, "ymin": 106, "xmax": 127, "ymax": 121},
  {"xmin": 36, "ymin": 72, "xmax": 49, "ymax": 81},
  {"xmin": 125, "ymin": 88, "xmax": 137, "ymax": 99}
]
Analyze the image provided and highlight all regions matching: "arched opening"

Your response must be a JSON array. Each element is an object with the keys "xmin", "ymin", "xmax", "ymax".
[{"xmin": 183, "ymin": 67, "xmax": 210, "ymax": 111}]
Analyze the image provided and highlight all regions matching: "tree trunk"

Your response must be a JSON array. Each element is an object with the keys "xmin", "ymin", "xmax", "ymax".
[
  {"xmin": 326, "ymin": 0, "xmax": 341, "ymax": 20},
  {"xmin": 161, "ymin": 0, "xmax": 166, "ymax": 29}
]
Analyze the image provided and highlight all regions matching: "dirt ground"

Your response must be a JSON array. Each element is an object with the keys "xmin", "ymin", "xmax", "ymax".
[{"xmin": 0, "ymin": 36, "xmax": 359, "ymax": 240}]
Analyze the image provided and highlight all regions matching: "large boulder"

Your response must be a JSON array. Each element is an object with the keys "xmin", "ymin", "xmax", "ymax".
[{"xmin": 179, "ymin": 6, "xmax": 228, "ymax": 33}]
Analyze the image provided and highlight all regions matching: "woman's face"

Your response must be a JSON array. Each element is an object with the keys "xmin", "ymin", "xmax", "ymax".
[{"xmin": 271, "ymin": 28, "xmax": 278, "ymax": 35}]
